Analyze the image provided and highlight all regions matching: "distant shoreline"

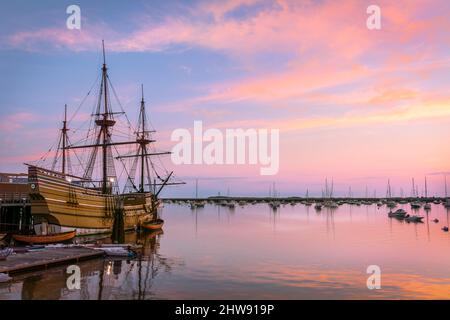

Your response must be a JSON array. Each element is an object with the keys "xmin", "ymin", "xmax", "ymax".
[{"xmin": 163, "ymin": 196, "xmax": 450, "ymax": 202}]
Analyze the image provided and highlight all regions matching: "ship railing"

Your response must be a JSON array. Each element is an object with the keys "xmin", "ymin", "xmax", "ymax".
[{"xmin": 0, "ymin": 193, "xmax": 30, "ymax": 204}]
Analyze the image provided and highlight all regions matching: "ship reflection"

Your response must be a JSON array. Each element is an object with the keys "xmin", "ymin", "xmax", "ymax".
[
  {"xmin": 133, "ymin": 230, "xmax": 172, "ymax": 300},
  {"xmin": 0, "ymin": 229, "xmax": 179, "ymax": 300}
]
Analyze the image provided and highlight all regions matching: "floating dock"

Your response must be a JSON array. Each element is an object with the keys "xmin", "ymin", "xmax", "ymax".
[{"xmin": 0, "ymin": 247, "xmax": 104, "ymax": 275}]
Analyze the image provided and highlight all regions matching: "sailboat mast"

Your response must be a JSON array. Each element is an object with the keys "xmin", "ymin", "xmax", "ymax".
[
  {"xmin": 195, "ymin": 178, "xmax": 198, "ymax": 199},
  {"xmin": 62, "ymin": 104, "xmax": 68, "ymax": 175},
  {"xmin": 330, "ymin": 178, "xmax": 334, "ymax": 199},
  {"xmin": 445, "ymin": 176, "xmax": 448, "ymax": 198},
  {"xmin": 387, "ymin": 179, "xmax": 391, "ymax": 198},
  {"xmin": 425, "ymin": 176, "xmax": 428, "ymax": 198}
]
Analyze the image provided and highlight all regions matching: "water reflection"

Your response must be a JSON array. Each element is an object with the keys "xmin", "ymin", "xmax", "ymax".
[
  {"xmin": 133, "ymin": 230, "xmax": 173, "ymax": 300},
  {"xmin": 0, "ymin": 230, "xmax": 182, "ymax": 300},
  {"xmin": 1, "ymin": 202, "xmax": 449, "ymax": 299}
]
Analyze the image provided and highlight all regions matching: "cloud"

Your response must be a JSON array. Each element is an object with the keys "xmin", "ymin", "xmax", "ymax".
[
  {"xmin": 0, "ymin": 112, "xmax": 40, "ymax": 132},
  {"xmin": 7, "ymin": 24, "xmax": 111, "ymax": 52},
  {"xmin": 6, "ymin": 1, "xmax": 449, "ymax": 118},
  {"xmin": 195, "ymin": 97, "xmax": 450, "ymax": 132},
  {"xmin": 7, "ymin": 0, "xmax": 447, "ymax": 58}
]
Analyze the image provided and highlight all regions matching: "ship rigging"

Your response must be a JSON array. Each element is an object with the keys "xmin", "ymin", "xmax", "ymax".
[{"xmin": 25, "ymin": 41, "xmax": 183, "ymax": 235}]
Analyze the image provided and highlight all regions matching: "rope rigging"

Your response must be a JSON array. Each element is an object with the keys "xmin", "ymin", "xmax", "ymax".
[{"xmin": 32, "ymin": 46, "xmax": 183, "ymax": 195}]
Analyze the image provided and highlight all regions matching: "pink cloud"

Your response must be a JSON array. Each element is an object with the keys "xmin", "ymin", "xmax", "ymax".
[
  {"xmin": 7, "ymin": 21, "xmax": 116, "ymax": 52},
  {"xmin": 0, "ymin": 112, "xmax": 40, "ymax": 132},
  {"xmin": 7, "ymin": 0, "xmax": 447, "ymax": 58}
]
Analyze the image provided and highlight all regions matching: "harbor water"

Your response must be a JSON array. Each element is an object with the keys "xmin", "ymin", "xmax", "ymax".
[{"xmin": 1, "ymin": 202, "xmax": 449, "ymax": 299}]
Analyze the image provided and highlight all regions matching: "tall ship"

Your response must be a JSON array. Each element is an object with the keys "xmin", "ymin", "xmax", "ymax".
[{"xmin": 26, "ymin": 42, "xmax": 182, "ymax": 236}]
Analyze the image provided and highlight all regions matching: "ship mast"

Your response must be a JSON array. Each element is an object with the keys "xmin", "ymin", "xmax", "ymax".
[
  {"xmin": 64, "ymin": 41, "xmax": 183, "ymax": 195},
  {"xmin": 116, "ymin": 85, "xmax": 183, "ymax": 194},
  {"xmin": 100, "ymin": 40, "xmax": 111, "ymax": 193},
  {"xmin": 140, "ymin": 85, "xmax": 146, "ymax": 192},
  {"xmin": 62, "ymin": 104, "xmax": 68, "ymax": 175},
  {"xmin": 65, "ymin": 41, "xmax": 138, "ymax": 194},
  {"xmin": 51, "ymin": 104, "xmax": 70, "ymax": 175}
]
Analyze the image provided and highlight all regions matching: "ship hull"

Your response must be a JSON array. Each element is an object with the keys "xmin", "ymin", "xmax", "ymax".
[{"xmin": 28, "ymin": 166, "xmax": 156, "ymax": 236}]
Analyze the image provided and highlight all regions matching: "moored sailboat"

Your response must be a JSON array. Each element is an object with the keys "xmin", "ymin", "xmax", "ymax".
[{"xmin": 423, "ymin": 176, "xmax": 431, "ymax": 211}]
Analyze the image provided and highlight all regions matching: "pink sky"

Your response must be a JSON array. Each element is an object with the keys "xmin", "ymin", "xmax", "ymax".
[{"xmin": 1, "ymin": 0, "xmax": 450, "ymax": 196}]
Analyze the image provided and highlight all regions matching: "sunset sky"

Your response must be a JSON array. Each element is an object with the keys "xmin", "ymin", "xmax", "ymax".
[{"xmin": 1, "ymin": 0, "xmax": 450, "ymax": 197}]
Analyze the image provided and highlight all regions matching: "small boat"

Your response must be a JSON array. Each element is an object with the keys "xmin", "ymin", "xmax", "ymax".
[
  {"xmin": 142, "ymin": 219, "xmax": 164, "ymax": 231},
  {"xmin": 410, "ymin": 202, "xmax": 421, "ymax": 209},
  {"xmin": 269, "ymin": 201, "xmax": 280, "ymax": 209},
  {"xmin": 424, "ymin": 203, "xmax": 431, "ymax": 210},
  {"xmin": 0, "ymin": 247, "xmax": 13, "ymax": 261},
  {"xmin": 92, "ymin": 246, "xmax": 136, "ymax": 258},
  {"xmin": 432, "ymin": 218, "xmax": 439, "ymax": 223},
  {"xmin": 388, "ymin": 209, "xmax": 407, "ymax": 219},
  {"xmin": 388, "ymin": 211, "xmax": 405, "ymax": 219},
  {"xmin": 444, "ymin": 199, "xmax": 450, "ymax": 208},
  {"xmin": 405, "ymin": 215, "xmax": 424, "ymax": 223},
  {"xmin": 12, "ymin": 230, "xmax": 76, "ymax": 244},
  {"xmin": 386, "ymin": 201, "xmax": 397, "ymax": 208},
  {"xmin": 323, "ymin": 200, "xmax": 338, "ymax": 208},
  {"xmin": 195, "ymin": 201, "xmax": 205, "ymax": 208},
  {"xmin": 442, "ymin": 226, "xmax": 449, "ymax": 232},
  {"xmin": 314, "ymin": 203, "xmax": 323, "ymax": 210}
]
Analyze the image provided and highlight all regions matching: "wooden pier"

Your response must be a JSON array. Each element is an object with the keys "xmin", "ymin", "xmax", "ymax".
[{"xmin": 0, "ymin": 247, "xmax": 104, "ymax": 275}]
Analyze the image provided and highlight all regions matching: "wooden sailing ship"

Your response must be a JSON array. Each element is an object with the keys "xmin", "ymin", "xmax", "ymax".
[{"xmin": 26, "ymin": 42, "xmax": 182, "ymax": 236}]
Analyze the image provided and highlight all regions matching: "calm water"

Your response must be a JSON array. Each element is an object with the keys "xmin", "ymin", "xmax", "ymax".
[{"xmin": 1, "ymin": 202, "xmax": 450, "ymax": 300}]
